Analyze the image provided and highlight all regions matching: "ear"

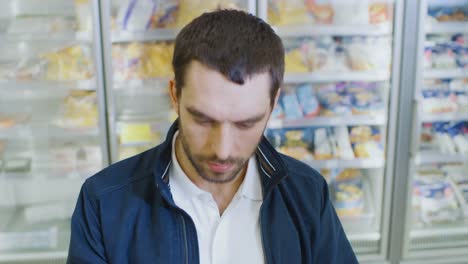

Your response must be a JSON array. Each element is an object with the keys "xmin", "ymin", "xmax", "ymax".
[{"xmin": 169, "ymin": 79, "xmax": 179, "ymax": 115}]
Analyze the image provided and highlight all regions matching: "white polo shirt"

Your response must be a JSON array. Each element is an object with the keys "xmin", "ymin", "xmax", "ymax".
[{"xmin": 169, "ymin": 132, "xmax": 265, "ymax": 264}]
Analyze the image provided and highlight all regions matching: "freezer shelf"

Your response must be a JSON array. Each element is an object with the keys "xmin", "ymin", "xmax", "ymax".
[
  {"xmin": 304, "ymin": 158, "xmax": 385, "ymax": 169},
  {"xmin": 409, "ymin": 222, "xmax": 468, "ymax": 251},
  {"xmin": 423, "ymin": 69, "xmax": 468, "ymax": 79},
  {"xmin": 111, "ymin": 29, "xmax": 179, "ymax": 43},
  {"xmin": 268, "ymin": 114, "xmax": 387, "ymax": 128},
  {"xmin": 333, "ymin": 173, "xmax": 379, "ymax": 254},
  {"xmin": 0, "ymin": 32, "xmax": 91, "ymax": 42},
  {"xmin": 0, "ymin": 125, "xmax": 99, "ymax": 139},
  {"xmin": 284, "ymin": 70, "xmax": 391, "ymax": 83},
  {"xmin": 425, "ymin": 21, "xmax": 468, "ymax": 34},
  {"xmin": 414, "ymin": 151, "xmax": 468, "ymax": 165},
  {"xmin": 0, "ymin": 208, "xmax": 69, "ymax": 263},
  {"xmin": 420, "ymin": 112, "xmax": 468, "ymax": 123},
  {"xmin": 273, "ymin": 22, "xmax": 392, "ymax": 37},
  {"xmin": 0, "ymin": 80, "xmax": 95, "ymax": 91}
]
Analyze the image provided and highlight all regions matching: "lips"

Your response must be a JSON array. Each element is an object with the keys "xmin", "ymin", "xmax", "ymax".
[{"xmin": 207, "ymin": 162, "xmax": 233, "ymax": 173}]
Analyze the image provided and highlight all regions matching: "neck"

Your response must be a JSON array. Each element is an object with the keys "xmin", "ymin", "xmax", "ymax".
[{"xmin": 175, "ymin": 136, "xmax": 247, "ymax": 215}]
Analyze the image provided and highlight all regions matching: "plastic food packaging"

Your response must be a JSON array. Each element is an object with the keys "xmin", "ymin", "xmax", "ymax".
[
  {"xmin": 413, "ymin": 168, "xmax": 460, "ymax": 224},
  {"xmin": 40, "ymin": 45, "xmax": 94, "ymax": 81},
  {"xmin": 53, "ymin": 90, "xmax": 98, "ymax": 129},
  {"xmin": 74, "ymin": 0, "xmax": 93, "ymax": 33},
  {"xmin": 332, "ymin": 168, "xmax": 364, "ymax": 217},
  {"xmin": 116, "ymin": 0, "xmax": 179, "ymax": 31},
  {"xmin": 296, "ymin": 84, "xmax": 320, "ymax": 117},
  {"xmin": 266, "ymin": 128, "xmax": 314, "ymax": 161},
  {"xmin": 268, "ymin": 0, "xmax": 314, "ymax": 26},
  {"xmin": 113, "ymin": 42, "xmax": 174, "ymax": 81},
  {"xmin": 331, "ymin": 0, "xmax": 369, "ymax": 25}
]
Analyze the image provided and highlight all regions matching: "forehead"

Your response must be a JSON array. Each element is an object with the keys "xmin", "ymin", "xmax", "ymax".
[{"xmin": 180, "ymin": 61, "xmax": 271, "ymax": 120}]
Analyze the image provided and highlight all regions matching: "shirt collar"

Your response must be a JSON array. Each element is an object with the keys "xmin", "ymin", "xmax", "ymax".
[{"xmin": 169, "ymin": 130, "xmax": 262, "ymax": 202}]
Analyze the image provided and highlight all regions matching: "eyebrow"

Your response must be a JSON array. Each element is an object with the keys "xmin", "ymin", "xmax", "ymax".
[{"xmin": 186, "ymin": 106, "xmax": 266, "ymax": 123}]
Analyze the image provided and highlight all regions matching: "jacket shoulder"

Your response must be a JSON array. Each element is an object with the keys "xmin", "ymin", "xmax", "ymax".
[
  {"xmin": 279, "ymin": 153, "xmax": 327, "ymax": 189},
  {"xmin": 83, "ymin": 146, "xmax": 160, "ymax": 198}
]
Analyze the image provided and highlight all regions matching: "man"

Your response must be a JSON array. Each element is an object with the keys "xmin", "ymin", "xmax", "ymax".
[{"xmin": 68, "ymin": 9, "xmax": 357, "ymax": 264}]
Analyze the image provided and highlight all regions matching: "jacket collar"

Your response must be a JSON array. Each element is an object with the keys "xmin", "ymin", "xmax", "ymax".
[{"xmin": 152, "ymin": 120, "xmax": 288, "ymax": 205}]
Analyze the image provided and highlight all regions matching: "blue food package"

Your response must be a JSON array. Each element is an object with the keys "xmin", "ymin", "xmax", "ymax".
[
  {"xmin": 282, "ymin": 90, "xmax": 303, "ymax": 120},
  {"xmin": 265, "ymin": 128, "xmax": 314, "ymax": 161},
  {"xmin": 296, "ymin": 84, "xmax": 320, "ymax": 117},
  {"xmin": 271, "ymin": 101, "xmax": 285, "ymax": 120},
  {"xmin": 317, "ymin": 83, "xmax": 352, "ymax": 116}
]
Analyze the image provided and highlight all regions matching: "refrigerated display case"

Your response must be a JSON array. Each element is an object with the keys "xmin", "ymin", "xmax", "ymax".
[
  {"xmin": 0, "ymin": 0, "xmax": 108, "ymax": 262},
  {"xmin": 259, "ymin": 0, "xmax": 403, "ymax": 262},
  {"xmin": 99, "ymin": 0, "xmax": 257, "ymax": 163},
  {"xmin": 397, "ymin": 0, "xmax": 468, "ymax": 262}
]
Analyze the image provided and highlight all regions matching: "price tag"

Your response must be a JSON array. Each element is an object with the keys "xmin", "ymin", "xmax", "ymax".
[{"xmin": 120, "ymin": 123, "xmax": 151, "ymax": 144}]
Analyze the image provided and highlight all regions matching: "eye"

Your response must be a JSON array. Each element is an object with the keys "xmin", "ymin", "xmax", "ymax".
[
  {"xmin": 235, "ymin": 121, "xmax": 255, "ymax": 130},
  {"xmin": 194, "ymin": 117, "xmax": 213, "ymax": 126}
]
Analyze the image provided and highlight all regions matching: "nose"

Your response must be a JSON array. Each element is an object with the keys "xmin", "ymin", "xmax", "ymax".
[{"xmin": 210, "ymin": 123, "xmax": 233, "ymax": 161}]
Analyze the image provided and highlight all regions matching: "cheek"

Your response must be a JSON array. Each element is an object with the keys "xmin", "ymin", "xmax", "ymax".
[{"xmin": 181, "ymin": 119, "xmax": 210, "ymax": 150}]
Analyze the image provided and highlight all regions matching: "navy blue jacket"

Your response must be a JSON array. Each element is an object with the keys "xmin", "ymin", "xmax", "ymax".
[{"xmin": 68, "ymin": 121, "xmax": 358, "ymax": 263}]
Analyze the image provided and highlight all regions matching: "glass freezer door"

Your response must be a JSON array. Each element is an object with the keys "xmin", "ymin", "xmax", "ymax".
[
  {"xmin": 100, "ymin": 0, "xmax": 257, "ymax": 163},
  {"xmin": 403, "ymin": 0, "xmax": 468, "ymax": 260},
  {"xmin": 0, "ymin": 0, "xmax": 108, "ymax": 262},
  {"xmin": 259, "ymin": 0, "xmax": 400, "ymax": 262}
]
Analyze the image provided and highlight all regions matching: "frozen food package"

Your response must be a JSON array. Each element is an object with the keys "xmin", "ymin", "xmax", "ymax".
[
  {"xmin": 413, "ymin": 169, "xmax": 460, "ymax": 224},
  {"xmin": 331, "ymin": 0, "xmax": 369, "ymax": 25},
  {"xmin": 299, "ymin": 37, "xmax": 336, "ymax": 72},
  {"xmin": 450, "ymin": 79, "xmax": 468, "ymax": 112},
  {"xmin": 40, "ymin": 45, "xmax": 94, "ymax": 81},
  {"xmin": 266, "ymin": 128, "xmax": 314, "ymax": 161},
  {"xmin": 432, "ymin": 122, "xmax": 458, "ymax": 154},
  {"xmin": 112, "ymin": 42, "xmax": 174, "ymax": 81},
  {"xmin": 285, "ymin": 48, "xmax": 309, "ymax": 73},
  {"xmin": 74, "ymin": 0, "xmax": 93, "ymax": 33},
  {"xmin": 53, "ymin": 90, "xmax": 98, "ymax": 129},
  {"xmin": 176, "ymin": 0, "xmax": 243, "ymax": 27},
  {"xmin": 305, "ymin": 0, "xmax": 334, "ymax": 24},
  {"xmin": 421, "ymin": 88, "xmax": 458, "ymax": 114},
  {"xmin": 335, "ymin": 126, "xmax": 355, "ymax": 159},
  {"xmin": 369, "ymin": 0, "xmax": 392, "ymax": 24},
  {"xmin": 271, "ymin": 102, "xmax": 285, "ymax": 120},
  {"xmin": 116, "ymin": 0, "xmax": 179, "ymax": 31},
  {"xmin": 281, "ymin": 87, "xmax": 303, "ymax": 120},
  {"xmin": 316, "ymin": 83, "xmax": 353, "ymax": 116},
  {"xmin": 296, "ymin": 84, "xmax": 320, "ymax": 117},
  {"xmin": 332, "ymin": 168, "xmax": 364, "ymax": 217},
  {"xmin": 314, "ymin": 128, "xmax": 333, "ymax": 160},
  {"xmin": 11, "ymin": 58, "xmax": 48, "ymax": 81},
  {"xmin": 268, "ymin": 0, "xmax": 313, "ymax": 26},
  {"xmin": 427, "ymin": 0, "xmax": 468, "ymax": 22},
  {"xmin": 348, "ymin": 82, "xmax": 384, "ymax": 115},
  {"xmin": 344, "ymin": 36, "xmax": 391, "ymax": 71},
  {"xmin": 117, "ymin": 0, "xmax": 155, "ymax": 31}
]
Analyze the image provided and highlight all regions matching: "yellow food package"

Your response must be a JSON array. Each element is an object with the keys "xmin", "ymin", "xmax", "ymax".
[
  {"xmin": 268, "ymin": 0, "xmax": 311, "ymax": 26},
  {"xmin": 285, "ymin": 49, "xmax": 308, "ymax": 73}
]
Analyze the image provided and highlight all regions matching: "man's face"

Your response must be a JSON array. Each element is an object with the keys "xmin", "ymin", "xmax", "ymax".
[{"xmin": 169, "ymin": 61, "xmax": 276, "ymax": 184}]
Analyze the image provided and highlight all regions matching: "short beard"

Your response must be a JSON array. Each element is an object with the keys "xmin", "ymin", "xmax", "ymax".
[{"xmin": 178, "ymin": 127, "xmax": 247, "ymax": 184}]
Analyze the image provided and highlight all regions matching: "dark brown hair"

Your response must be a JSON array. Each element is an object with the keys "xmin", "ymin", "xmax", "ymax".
[{"xmin": 172, "ymin": 9, "xmax": 284, "ymax": 106}]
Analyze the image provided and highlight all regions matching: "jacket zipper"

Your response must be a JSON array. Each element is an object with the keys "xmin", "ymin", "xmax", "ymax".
[{"xmin": 180, "ymin": 214, "xmax": 189, "ymax": 264}]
